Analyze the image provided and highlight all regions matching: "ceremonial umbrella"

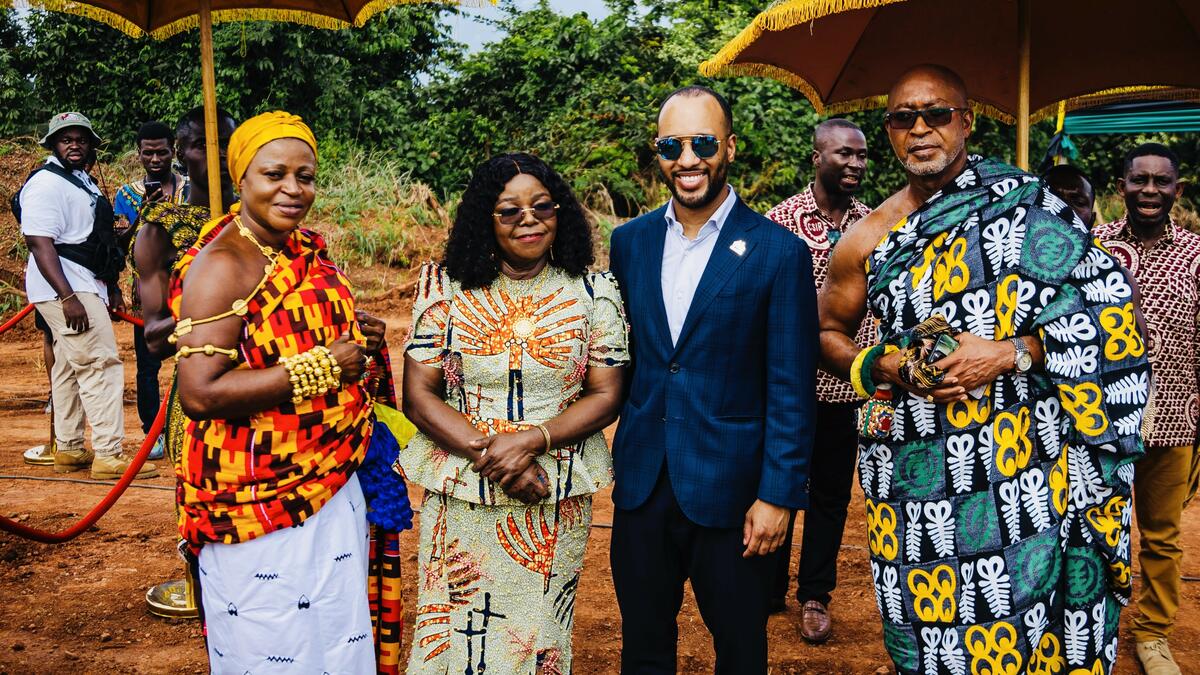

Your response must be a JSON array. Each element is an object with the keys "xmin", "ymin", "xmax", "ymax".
[
  {"xmin": 699, "ymin": 0, "xmax": 1200, "ymax": 169},
  {"xmin": 5, "ymin": 0, "xmax": 480, "ymax": 213}
]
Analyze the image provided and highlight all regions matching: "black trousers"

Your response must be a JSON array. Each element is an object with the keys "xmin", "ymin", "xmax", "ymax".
[
  {"xmin": 772, "ymin": 401, "xmax": 859, "ymax": 606},
  {"xmin": 132, "ymin": 324, "xmax": 162, "ymax": 434},
  {"xmin": 612, "ymin": 470, "xmax": 773, "ymax": 675}
]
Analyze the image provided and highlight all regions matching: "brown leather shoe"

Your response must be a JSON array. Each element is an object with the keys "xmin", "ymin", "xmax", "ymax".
[{"xmin": 800, "ymin": 599, "xmax": 832, "ymax": 644}]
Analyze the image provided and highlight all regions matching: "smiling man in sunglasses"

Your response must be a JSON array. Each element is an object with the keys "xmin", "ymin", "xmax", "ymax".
[
  {"xmin": 608, "ymin": 85, "xmax": 818, "ymax": 673},
  {"xmin": 819, "ymin": 65, "xmax": 1150, "ymax": 675}
]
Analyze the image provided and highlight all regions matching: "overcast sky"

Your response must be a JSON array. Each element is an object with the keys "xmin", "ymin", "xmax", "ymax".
[{"xmin": 447, "ymin": 0, "xmax": 614, "ymax": 51}]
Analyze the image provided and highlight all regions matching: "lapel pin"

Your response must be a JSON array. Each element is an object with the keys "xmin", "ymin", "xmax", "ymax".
[{"xmin": 730, "ymin": 240, "xmax": 746, "ymax": 256}]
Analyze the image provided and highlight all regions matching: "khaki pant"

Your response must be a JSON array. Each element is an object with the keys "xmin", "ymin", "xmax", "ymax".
[
  {"xmin": 1132, "ymin": 443, "xmax": 1200, "ymax": 641},
  {"xmin": 35, "ymin": 293, "xmax": 124, "ymax": 457}
]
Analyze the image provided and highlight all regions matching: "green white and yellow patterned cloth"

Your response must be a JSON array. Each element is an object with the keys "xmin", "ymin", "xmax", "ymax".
[
  {"xmin": 402, "ymin": 261, "xmax": 628, "ymax": 674},
  {"xmin": 862, "ymin": 157, "xmax": 1150, "ymax": 675}
]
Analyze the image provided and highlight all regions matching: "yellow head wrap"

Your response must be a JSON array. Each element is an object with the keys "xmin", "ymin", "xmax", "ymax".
[{"xmin": 226, "ymin": 111, "xmax": 318, "ymax": 187}]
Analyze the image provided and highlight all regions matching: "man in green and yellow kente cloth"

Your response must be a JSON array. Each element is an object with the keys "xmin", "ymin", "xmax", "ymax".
[
  {"xmin": 133, "ymin": 105, "xmax": 237, "ymax": 618},
  {"xmin": 820, "ymin": 65, "xmax": 1151, "ymax": 675}
]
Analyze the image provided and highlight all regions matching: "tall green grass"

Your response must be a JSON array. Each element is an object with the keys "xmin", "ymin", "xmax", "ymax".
[{"xmin": 312, "ymin": 142, "xmax": 451, "ymax": 272}]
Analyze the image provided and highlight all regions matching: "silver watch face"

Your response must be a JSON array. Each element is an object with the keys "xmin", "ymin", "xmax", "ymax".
[{"xmin": 1016, "ymin": 351, "xmax": 1034, "ymax": 373}]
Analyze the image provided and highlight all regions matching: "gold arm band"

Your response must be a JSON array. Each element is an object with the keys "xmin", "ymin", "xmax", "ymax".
[
  {"xmin": 175, "ymin": 344, "xmax": 239, "ymax": 361},
  {"xmin": 536, "ymin": 423, "xmax": 552, "ymax": 454}
]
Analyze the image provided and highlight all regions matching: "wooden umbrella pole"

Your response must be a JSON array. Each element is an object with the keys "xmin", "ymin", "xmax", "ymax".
[
  {"xmin": 199, "ymin": 0, "xmax": 223, "ymax": 215},
  {"xmin": 1016, "ymin": 0, "xmax": 1031, "ymax": 170}
]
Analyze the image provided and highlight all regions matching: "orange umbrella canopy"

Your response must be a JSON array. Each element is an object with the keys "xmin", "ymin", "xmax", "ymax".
[
  {"xmin": 3, "ymin": 0, "xmax": 466, "ymax": 38},
  {"xmin": 700, "ymin": 0, "xmax": 1200, "ymax": 124}
]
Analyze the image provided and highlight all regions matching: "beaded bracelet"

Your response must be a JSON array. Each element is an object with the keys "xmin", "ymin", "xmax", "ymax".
[{"xmin": 280, "ymin": 346, "xmax": 342, "ymax": 404}]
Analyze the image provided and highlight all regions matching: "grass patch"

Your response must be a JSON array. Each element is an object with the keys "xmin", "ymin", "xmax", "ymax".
[{"xmin": 311, "ymin": 143, "xmax": 451, "ymax": 272}]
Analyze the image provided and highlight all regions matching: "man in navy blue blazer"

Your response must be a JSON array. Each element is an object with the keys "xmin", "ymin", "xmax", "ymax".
[{"xmin": 608, "ymin": 85, "xmax": 818, "ymax": 674}]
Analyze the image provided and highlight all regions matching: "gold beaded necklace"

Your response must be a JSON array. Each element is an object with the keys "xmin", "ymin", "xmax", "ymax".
[{"xmin": 235, "ymin": 216, "xmax": 283, "ymax": 275}]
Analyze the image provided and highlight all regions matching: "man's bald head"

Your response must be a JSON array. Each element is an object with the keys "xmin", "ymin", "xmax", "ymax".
[
  {"xmin": 813, "ymin": 118, "xmax": 863, "ymax": 151},
  {"xmin": 888, "ymin": 64, "xmax": 969, "ymax": 110}
]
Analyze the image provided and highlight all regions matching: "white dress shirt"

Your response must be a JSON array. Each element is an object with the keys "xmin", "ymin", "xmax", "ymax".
[
  {"xmin": 661, "ymin": 186, "xmax": 738, "ymax": 345},
  {"xmin": 19, "ymin": 156, "xmax": 108, "ymax": 304}
]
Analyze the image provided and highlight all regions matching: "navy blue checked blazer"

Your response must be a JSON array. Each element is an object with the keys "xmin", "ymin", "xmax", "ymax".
[{"xmin": 608, "ymin": 195, "xmax": 819, "ymax": 529}]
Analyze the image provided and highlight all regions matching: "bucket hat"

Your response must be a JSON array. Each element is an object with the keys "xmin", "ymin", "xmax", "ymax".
[{"xmin": 39, "ymin": 112, "xmax": 102, "ymax": 148}]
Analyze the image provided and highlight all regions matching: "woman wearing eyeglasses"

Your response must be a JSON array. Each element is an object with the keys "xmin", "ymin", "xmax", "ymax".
[{"xmin": 401, "ymin": 152, "xmax": 628, "ymax": 673}]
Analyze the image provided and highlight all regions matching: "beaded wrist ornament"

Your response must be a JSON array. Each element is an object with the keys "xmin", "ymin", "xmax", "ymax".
[{"xmin": 280, "ymin": 346, "xmax": 342, "ymax": 404}]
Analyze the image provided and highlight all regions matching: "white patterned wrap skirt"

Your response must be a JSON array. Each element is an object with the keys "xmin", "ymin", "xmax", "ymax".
[{"xmin": 197, "ymin": 473, "xmax": 374, "ymax": 674}]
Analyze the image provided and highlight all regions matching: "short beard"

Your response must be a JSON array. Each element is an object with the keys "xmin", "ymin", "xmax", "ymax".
[
  {"xmin": 667, "ymin": 161, "xmax": 729, "ymax": 210},
  {"xmin": 904, "ymin": 143, "xmax": 964, "ymax": 177},
  {"xmin": 52, "ymin": 148, "xmax": 87, "ymax": 172}
]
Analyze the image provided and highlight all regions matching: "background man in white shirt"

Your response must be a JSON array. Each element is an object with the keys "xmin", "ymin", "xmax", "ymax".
[{"xmin": 19, "ymin": 112, "xmax": 156, "ymax": 480}]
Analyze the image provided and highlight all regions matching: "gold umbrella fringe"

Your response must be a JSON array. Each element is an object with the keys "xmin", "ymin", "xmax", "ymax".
[
  {"xmin": 700, "ymin": 0, "xmax": 903, "ymax": 84},
  {"xmin": 1028, "ymin": 86, "xmax": 1200, "ymax": 124},
  {"xmin": 5, "ymin": 0, "xmax": 494, "ymax": 39},
  {"xmin": 2, "ymin": 0, "xmax": 143, "ymax": 37}
]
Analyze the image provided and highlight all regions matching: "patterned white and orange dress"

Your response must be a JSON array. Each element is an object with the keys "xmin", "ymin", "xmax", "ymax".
[{"xmin": 402, "ymin": 261, "xmax": 628, "ymax": 674}]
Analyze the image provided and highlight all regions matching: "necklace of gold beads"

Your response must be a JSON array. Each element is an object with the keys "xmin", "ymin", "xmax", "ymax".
[{"xmin": 235, "ymin": 215, "xmax": 283, "ymax": 275}]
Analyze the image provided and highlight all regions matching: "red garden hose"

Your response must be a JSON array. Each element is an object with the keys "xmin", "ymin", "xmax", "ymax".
[
  {"xmin": 0, "ymin": 303, "xmax": 144, "ymax": 333},
  {"xmin": 0, "ymin": 303, "xmax": 162, "ymax": 542},
  {"xmin": 0, "ymin": 304, "xmax": 34, "ymax": 334},
  {"xmin": 0, "ymin": 392, "xmax": 168, "ymax": 543}
]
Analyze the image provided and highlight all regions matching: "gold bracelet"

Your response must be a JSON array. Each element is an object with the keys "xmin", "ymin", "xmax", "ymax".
[
  {"xmin": 175, "ymin": 344, "xmax": 239, "ymax": 361},
  {"xmin": 536, "ymin": 423, "xmax": 552, "ymax": 454},
  {"xmin": 281, "ymin": 346, "xmax": 342, "ymax": 404}
]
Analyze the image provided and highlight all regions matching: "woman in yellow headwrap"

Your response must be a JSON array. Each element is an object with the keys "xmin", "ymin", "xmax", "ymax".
[{"xmin": 169, "ymin": 112, "xmax": 412, "ymax": 673}]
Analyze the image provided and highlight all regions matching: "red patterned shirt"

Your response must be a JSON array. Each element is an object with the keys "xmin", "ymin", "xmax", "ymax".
[
  {"xmin": 765, "ymin": 184, "xmax": 875, "ymax": 403},
  {"xmin": 1095, "ymin": 217, "xmax": 1200, "ymax": 447}
]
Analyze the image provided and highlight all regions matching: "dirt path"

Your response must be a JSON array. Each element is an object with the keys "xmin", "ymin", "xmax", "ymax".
[{"xmin": 0, "ymin": 318, "xmax": 1197, "ymax": 673}]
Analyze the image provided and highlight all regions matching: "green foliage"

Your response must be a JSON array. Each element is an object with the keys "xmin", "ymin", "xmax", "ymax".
[
  {"xmin": 0, "ymin": 0, "xmax": 1195, "ymax": 233},
  {"xmin": 0, "ymin": 6, "xmax": 460, "ymax": 148}
]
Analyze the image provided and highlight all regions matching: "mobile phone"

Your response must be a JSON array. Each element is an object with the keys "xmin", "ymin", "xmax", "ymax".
[
  {"xmin": 143, "ymin": 180, "xmax": 162, "ymax": 197},
  {"xmin": 926, "ymin": 333, "xmax": 960, "ymax": 364}
]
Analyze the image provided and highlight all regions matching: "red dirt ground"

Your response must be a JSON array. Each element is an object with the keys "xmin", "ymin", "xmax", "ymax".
[{"xmin": 0, "ymin": 310, "xmax": 1197, "ymax": 674}]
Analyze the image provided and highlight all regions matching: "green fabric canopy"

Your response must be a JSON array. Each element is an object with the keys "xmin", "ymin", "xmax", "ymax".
[{"xmin": 1064, "ymin": 101, "xmax": 1200, "ymax": 134}]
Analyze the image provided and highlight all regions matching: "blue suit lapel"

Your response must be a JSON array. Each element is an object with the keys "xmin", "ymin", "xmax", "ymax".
[
  {"xmin": 639, "ymin": 209, "xmax": 673, "ymax": 351},
  {"xmin": 671, "ymin": 200, "xmax": 758, "ymax": 354}
]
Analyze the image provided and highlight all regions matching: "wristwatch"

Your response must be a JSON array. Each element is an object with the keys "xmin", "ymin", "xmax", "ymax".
[{"xmin": 1011, "ymin": 337, "xmax": 1033, "ymax": 373}]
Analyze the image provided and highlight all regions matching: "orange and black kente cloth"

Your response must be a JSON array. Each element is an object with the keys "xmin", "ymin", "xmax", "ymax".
[{"xmin": 169, "ymin": 214, "xmax": 372, "ymax": 547}]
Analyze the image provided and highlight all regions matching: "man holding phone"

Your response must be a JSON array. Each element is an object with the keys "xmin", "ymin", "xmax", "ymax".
[{"xmin": 114, "ymin": 120, "xmax": 187, "ymax": 459}]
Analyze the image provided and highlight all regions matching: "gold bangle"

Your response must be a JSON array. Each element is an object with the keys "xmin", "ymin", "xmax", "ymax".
[
  {"xmin": 849, "ymin": 346, "xmax": 874, "ymax": 399},
  {"xmin": 536, "ymin": 423, "xmax": 552, "ymax": 454},
  {"xmin": 175, "ymin": 344, "xmax": 239, "ymax": 361}
]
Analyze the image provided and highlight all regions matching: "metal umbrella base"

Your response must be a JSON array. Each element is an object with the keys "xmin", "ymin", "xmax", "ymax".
[{"xmin": 146, "ymin": 573, "xmax": 199, "ymax": 619}]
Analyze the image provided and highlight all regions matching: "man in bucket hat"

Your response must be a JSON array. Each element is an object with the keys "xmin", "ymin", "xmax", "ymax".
[{"xmin": 16, "ymin": 112, "xmax": 156, "ymax": 480}]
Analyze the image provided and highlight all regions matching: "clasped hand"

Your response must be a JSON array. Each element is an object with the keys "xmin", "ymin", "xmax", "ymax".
[
  {"xmin": 469, "ymin": 430, "xmax": 549, "ymax": 504},
  {"xmin": 877, "ymin": 331, "xmax": 1014, "ymax": 403}
]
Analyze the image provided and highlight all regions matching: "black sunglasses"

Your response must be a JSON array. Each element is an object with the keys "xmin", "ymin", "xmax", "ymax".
[
  {"xmin": 493, "ymin": 201, "xmax": 559, "ymax": 225},
  {"xmin": 883, "ymin": 107, "xmax": 969, "ymax": 130},
  {"xmin": 652, "ymin": 135, "xmax": 722, "ymax": 161}
]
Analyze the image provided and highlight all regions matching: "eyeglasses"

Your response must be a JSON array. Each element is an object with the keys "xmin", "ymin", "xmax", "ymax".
[
  {"xmin": 493, "ymin": 201, "xmax": 559, "ymax": 225},
  {"xmin": 883, "ymin": 107, "xmax": 969, "ymax": 130},
  {"xmin": 651, "ymin": 135, "xmax": 722, "ymax": 161}
]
